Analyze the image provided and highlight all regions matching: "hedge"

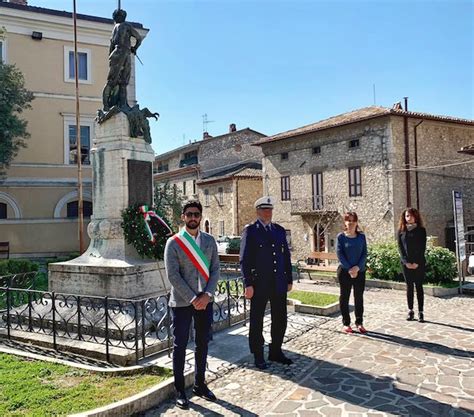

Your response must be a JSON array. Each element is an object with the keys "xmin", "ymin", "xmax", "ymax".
[
  {"xmin": 366, "ymin": 242, "xmax": 457, "ymax": 284},
  {"xmin": 0, "ymin": 259, "xmax": 39, "ymax": 276}
]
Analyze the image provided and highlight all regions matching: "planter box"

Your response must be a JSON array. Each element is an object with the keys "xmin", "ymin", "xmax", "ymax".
[
  {"xmin": 287, "ymin": 297, "xmax": 339, "ymax": 316},
  {"xmin": 366, "ymin": 279, "xmax": 459, "ymax": 297}
]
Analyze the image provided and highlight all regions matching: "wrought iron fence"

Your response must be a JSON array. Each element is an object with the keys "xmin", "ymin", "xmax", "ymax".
[{"xmin": 0, "ymin": 270, "xmax": 248, "ymax": 365}]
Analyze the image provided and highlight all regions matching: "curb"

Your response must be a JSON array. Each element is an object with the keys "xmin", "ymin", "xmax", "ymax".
[
  {"xmin": 69, "ymin": 370, "xmax": 194, "ymax": 417},
  {"xmin": 287, "ymin": 297, "xmax": 339, "ymax": 316},
  {"xmin": 301, "ymin": 274, "xmax": 460, "ymax": 298}
]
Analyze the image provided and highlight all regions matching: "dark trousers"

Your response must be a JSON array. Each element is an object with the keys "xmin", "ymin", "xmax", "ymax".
[
  {"xmin": 249, "ymin": 287, "xmax": 287, "ymax": 355},
  {"xmin": 171, "ymin": 303, "xmax": 212, "ymax": 392},
  {"xmin": 402, "ymin": 266, "xmax": 425, "ymax": 312},
  {"xmin": 337, "ymin": 266, "xmax": 366, "ymax": 326}
]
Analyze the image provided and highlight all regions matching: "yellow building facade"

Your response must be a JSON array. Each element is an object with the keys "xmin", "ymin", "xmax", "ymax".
[{"xmin": 0, "ymin": 1, "xmax": 146, "ymax": 257}]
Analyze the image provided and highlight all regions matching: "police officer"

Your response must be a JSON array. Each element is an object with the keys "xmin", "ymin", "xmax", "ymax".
[{"xmin": 240, "ymin": 196, "xmax": 293, "ymax": 369}]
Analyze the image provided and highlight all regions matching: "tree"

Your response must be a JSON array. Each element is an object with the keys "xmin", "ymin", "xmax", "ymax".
[
  {"xmin": 154, "ymin": 182, "xmax": 184, "ymax": 230},
  {"xmin": 0, "ymin": 61, "xmax": 34, "ymax": 178}
]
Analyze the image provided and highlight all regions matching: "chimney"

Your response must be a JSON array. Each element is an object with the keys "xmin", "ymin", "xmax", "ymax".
[
  {"xmin": 203, "ymin": 132, "xmax": 212, "ymax": 139},
  {"xmin": 229, "ymin": 123, "xmax": 236, "ymax": 133},
  {"xmin": 9, "ymin": 0, "xmax": 28, "ymax": 5}
]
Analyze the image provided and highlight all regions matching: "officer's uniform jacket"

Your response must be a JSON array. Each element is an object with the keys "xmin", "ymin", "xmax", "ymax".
[{"xmin": 240, "ymin": 220, "xmax": 292, "ymax": 294}]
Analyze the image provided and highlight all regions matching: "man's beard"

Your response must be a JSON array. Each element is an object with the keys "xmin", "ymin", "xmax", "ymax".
[{"xmin": 186, "ymin": 220, "xmax": 200, "ymax": 230}]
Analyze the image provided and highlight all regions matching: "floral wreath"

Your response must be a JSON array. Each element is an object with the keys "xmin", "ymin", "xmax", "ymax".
[{"xmin": 121, "ymin": 204, "xmax": 173, "ymax": 260}]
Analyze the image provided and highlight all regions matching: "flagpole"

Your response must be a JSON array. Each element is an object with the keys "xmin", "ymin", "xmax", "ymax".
[{"xmin": 73, "ymin": 0, "xmax": 84, "ymax": 253}]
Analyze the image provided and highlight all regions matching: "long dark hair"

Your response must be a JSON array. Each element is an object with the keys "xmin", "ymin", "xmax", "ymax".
[
  {"xmin": 343, "ymin": 211, "xmax": 362, "ymax": 234},
  {"xmin": 398, "ymin": 207, "xmax": 424, "ymax": 232}
]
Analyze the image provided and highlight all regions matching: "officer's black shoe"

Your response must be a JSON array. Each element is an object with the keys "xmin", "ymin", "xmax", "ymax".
[
  {"xmin": 268, "ymin": 350, "xmax": 293, "ymax": 365},
  {"xmin": 418, "ymin": 312, "xmax": 425, "ymax": 323},
  {"xmin": 193, "ymin": 384, "xmax": 217, "ymax": 402},
  {"xmin": 254, "ymin": 352, "xmax": 268, "ymax": 369},
  {"xmin": 268, "ymin": 345, "xmax": 293, "ymax": 365},
  {"xmin": 406, "ymin": 310, "xmax": 415, "ymax": 321},
  {"xmin": 176, "ymin": 390, "xmax": 189, "ymax": 409}
]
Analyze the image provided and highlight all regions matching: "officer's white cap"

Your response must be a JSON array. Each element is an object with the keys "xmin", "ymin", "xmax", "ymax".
[{"xmin": 255, "ymin": 196, "xmax": 275, "ymax": 209}]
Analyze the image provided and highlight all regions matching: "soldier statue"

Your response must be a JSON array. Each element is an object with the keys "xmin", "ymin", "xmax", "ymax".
[{"xmin": 102, "ymin": 8, "xmax": 142, "ymax": 111}]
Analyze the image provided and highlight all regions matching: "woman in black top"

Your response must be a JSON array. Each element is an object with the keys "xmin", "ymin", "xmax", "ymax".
[{"xmin": 397, "ymin": 208, "xmax": 427, "ymax": 322}]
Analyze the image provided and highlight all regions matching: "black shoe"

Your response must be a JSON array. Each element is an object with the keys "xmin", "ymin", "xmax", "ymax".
[
  {"xmin": 268, "ymin": 351, "xmax": 293, "ymax": 365},
  {"xmin": 406, "ymin": 310, "xmax": 415, "ymax": 321},
  {"xmin": 419, "ymin": 312, "xmax": 425, "ymax": 323},
  {"xmin": 254, "ymin": 352, "xmax": 268, "ymax": 369},
  {"xmin": 176, "ymin": 390, "xmax": 189, "ymax": 410},
  {"xmin": 193, "ymin": 384, "xmax": 217, "ymax": 402}
]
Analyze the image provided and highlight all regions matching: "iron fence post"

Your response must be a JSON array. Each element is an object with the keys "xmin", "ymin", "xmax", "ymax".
[
  {"xmin": 141, "ymin": 299, "xmax": 146, "ymax": 360},
  {"xmin": 104, "ymin": 296, "xmax": 110, "ymax": 363},
  {"xmin": 134, "ymin": 300, "xmax": 139, "ymax": 365},
  {"xmin": 6, "ymin": 287, "xmax": 11, "ymax": 339},
  {"xmin": 28, "ymin": 291, "xmax": 33, "ymax": 331},
  {"xmin": 77, "ymin": 295, "xmax": 82, "ymax": 340},
  {"xmin": 51, "ymin": 291, "xmax": 57, "ymax": 351},
  {"xmin": 226, "ymin": 280, "xmax": 231, "ymax": 327}
]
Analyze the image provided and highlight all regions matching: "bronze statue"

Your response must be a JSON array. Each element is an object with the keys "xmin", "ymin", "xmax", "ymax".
[
  {"xmin": 97, "ymin": 8, "xmax": 159, "ymax": 144},
  {"xmin": 102, "ymin": 9, "xmax": 142, "ymax": 111}
]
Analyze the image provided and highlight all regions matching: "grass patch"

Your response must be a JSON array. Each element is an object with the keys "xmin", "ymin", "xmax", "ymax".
[
  {"xmin": 289, "ymin": 290, "xmax": 338, "ymax": 307},
  {"xmin": 0, "ymin": 353, "xmax": 172, "ymax": 416}
]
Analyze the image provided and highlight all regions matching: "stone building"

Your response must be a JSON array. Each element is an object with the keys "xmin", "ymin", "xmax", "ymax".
[
  {"xmin": 153, "ymin": 124, "xmax": 265, "ymax": 237},
  {"xmin": 0, "ymin": 1, "xmax": 147, "ymax": 257},
  {"xmin": 256, "ymin": 105, "xmax": 474, "ymax": 261}
]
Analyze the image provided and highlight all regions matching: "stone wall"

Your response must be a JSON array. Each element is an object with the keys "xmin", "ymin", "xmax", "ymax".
[
  {"xmin": 262, "ymin": 118, "xmax": 395, "ymax": 261},
  {"xmin": 390, "ymin": 117, "xmax": 474, "ymax": 247},
  {"xmin": 199, "ymin": 129, "xmax": 264, "ymax": 173},
  {"xmin": 235, "ymin": 177, "xmax": 263, "ymax": 234},
  {"xmin": 199, "ymin": 180, "xmax": 234, "ymax": 237}
]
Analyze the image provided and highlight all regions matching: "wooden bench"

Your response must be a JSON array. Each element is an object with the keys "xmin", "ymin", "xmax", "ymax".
[
  {"xmin": 0, "ymin": 242, "xmax": 9, "ymax": 259},
  {"xmin": 307, "ymin": 251, "xmax": 338, "ymax": 268}
]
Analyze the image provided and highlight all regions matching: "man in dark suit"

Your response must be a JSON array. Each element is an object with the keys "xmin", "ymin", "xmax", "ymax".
[
  {"xmin": 240, "ymin": 196, "xmax": 293, "ymax": 369},
  {"xmin": 164, "ymin": 200, "xmax": 220, "ymax": 409}
]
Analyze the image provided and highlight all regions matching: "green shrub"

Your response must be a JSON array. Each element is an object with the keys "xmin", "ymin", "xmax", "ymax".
[
  {"xmin": 0, "ymin": 259, "xmax": 39, "ymax": 276},
  {"xmin": 366, "ymin": 243, "xmax": 403, "ymax": 281},
  {"xmin": 425, "ymin": 246, "xmax": 457, "ymax": 284},
  {"xmin": 226, "ymin": 238, "xmax": 241, "ymax": 254},
  {"xmin": 366, "ymin": 242, "xmax": 457, "ymax": 284}
]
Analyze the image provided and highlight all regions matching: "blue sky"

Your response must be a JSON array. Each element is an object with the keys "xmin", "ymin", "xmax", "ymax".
[{"xmin": 38, "ymin": 0, "xmax": 473, "ymax": 154}]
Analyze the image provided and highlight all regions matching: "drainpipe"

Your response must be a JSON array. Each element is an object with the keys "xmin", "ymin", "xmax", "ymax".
[
  {"xmin": 414, "ymin": 120, "xmax": 424, "ymax": 211},
  {"xmin": 403, "ymin": 97, "xmax": 411, "ymax": 207}
]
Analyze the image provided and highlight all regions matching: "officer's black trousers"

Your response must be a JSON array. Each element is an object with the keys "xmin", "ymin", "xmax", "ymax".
[{"xmin": 249, "ymin": 287, "xmax": 287, "ymax": 355}]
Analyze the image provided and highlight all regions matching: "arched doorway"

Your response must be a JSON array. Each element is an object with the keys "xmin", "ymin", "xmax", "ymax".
[
  {"xmin": 204, "ymin": 220, "xmax": 210, "ymax": 233},
  {"xmin": 313, "ymin": 223, "xmax": 325, "ymax": 252}
]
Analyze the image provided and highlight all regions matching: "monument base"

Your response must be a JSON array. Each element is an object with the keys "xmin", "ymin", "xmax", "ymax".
[
  {"xmin": 48, "ymin": 112, "xmax": 170, "ymax": 299},
  {"xmin": 49, "ymin": 256, "xmax": 169, "ymax": 299}
]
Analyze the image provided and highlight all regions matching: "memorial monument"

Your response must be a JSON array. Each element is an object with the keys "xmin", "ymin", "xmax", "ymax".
[{"xmin": 49, "ymin": 8, "xmax": 168, "ymax": 299}]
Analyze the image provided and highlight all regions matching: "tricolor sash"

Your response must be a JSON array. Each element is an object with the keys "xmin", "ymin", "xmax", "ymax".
[{"xmin": 172, "ymin": 229, "xmax": 210, "ymax": 282}]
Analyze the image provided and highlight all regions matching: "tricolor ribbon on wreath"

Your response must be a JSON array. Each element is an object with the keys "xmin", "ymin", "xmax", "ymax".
[{"xmin": 138, "ymin": 205, "xmax": 173, "ymax": 243}]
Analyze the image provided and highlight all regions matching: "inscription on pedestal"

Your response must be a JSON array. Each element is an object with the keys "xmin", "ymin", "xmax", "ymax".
[{"xmin": 128, "ymin": 160, "xmax": 152, "ymax": 206}]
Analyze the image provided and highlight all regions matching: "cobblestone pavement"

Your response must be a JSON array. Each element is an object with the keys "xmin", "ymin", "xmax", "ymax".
[{"xmin": 142, "ymin": 282, "xmax": 474, "ymax": 416}]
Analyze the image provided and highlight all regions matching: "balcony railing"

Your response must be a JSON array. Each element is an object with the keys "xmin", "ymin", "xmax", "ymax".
[
  {"xmin": 291, "ymin": 195, "xmax": 338, "ymax": 215},
  {"xmin": 179, "ymin": 156, "xmax": 198, "ymax": 167}
]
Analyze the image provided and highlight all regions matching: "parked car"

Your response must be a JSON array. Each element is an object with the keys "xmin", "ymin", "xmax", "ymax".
[{"xmin": 216, "ymin": 236, "xmax": 241, "ymax": 254}]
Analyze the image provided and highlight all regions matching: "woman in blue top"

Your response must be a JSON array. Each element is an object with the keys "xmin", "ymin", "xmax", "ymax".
[{"xmin": 336, "ymin": 211, "xmax": 368, "ymax": 334}]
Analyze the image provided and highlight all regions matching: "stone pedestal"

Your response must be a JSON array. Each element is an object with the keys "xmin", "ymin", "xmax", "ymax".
[{"xmin": 49, "ymin": 113, "xmax": 170, "ymax": 299}]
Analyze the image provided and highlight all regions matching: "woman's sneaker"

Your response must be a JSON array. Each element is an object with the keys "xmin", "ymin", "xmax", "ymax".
[
  {"xmin": 357, "ymin": 325, "xmax": 368, "ymax": 334},
  {"xmin": 343, "ymin": 326, "xmax": 353, "ymax": 334},
  {"xmin": 406, "ymin": 310, "xmax": 415, "ymax": 321}
]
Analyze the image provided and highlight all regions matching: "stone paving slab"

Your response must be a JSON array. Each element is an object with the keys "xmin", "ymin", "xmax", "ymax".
[{"xmin": 142, "ymin": 282, "xmax": 474, "ymax": 416}]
